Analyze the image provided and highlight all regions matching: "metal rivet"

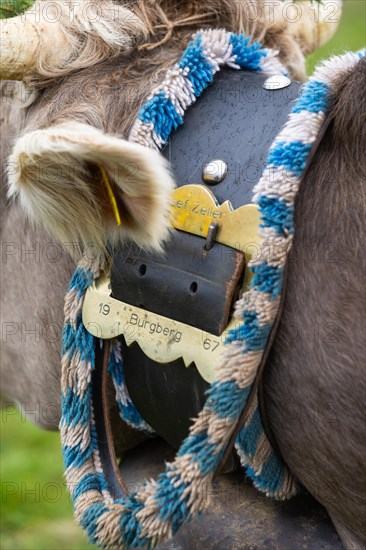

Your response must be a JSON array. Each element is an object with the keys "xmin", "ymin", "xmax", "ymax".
[
  {"xmin": 263, "ymin": 74, "xmax": 291, "ymax": 90},
  {"xmin": 202, "ymin": 159, "xmax": 228, "ymax": 185}
]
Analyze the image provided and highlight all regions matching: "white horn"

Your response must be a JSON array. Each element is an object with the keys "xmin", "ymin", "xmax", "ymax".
[
  {"xmin": 0, "ymin": 2, "xmax": 68, "ymax": 80},
  {"xmin": 285, "ymin": 0, "xmax": 343, "ymax": 54},
  {"xmin": 0, "ymin": 5, "xmax": 69, "ymax": 81},
  {"xmin": 1, "ymin": 0, "xmax": 148, "ymax": 81}
]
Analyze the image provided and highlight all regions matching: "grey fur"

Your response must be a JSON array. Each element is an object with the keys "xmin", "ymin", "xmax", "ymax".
[{"xmin": 264, "ymin": 58, "xmax": 366, "ymax": 546}]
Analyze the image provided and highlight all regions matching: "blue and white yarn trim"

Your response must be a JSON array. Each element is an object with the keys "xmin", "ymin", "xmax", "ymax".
[
  {"xmin": 129, "ymin": 29, "xmax": 286, "ymax": 150},
  {"xmin": 107, "ymin": 339, "xmax": 154, "ymax": 433},
  {"xmin": 60, "ymin": 28, "xmax": 366, "ymax": 549}
]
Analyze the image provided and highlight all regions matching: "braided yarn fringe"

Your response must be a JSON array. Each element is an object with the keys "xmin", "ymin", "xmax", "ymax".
[
  {"xmin": 60, "ymin": 29, "xmax": 366, "ymax": 548},
  {"xmin": 108, "ymin": 339, "xmax": 154, "ymax": 433}
]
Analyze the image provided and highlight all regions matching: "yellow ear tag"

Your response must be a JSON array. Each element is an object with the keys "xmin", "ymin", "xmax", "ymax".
[{"xmin": 99, "ymin": 164, "xmax": 122, "ymax": 227}]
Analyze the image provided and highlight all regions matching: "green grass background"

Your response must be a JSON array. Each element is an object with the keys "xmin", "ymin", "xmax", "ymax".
[
  {"xmin": 306, "ymin": 0, "xmax": 365, "ymax": 73},
  {"xmin": 1, "ymin": 407, "xmax": 93, "ymax": 549},
  {"xmin": 0, "ymin": 1, "xmax": 365, "ymax": 549}
]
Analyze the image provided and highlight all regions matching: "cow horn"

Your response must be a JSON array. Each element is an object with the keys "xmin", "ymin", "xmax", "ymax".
[
  {"xmin": 0, "ymin": 5, "xmax": 67, "ymax": 81},
  {"xmin": 286, "ymin": 0, "xmax": 343, "ymax": 54}
]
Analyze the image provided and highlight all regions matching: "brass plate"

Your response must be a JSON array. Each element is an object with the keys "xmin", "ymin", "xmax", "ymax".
[
  {"xmin": 83, "ymin": 272, "xmax": 233, "ymax": 383},
  {"xmin": 170, "ymin": 185, "xmax": 260, "ymax": 293},
  {"xmin": 82, "ymin": 185, "xmax": 260, "ymax": 383}
]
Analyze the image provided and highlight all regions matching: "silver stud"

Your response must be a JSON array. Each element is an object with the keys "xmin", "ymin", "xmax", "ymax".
[
  {"xmin": 263, "ymin": 75, "xmax": 291, "ymax": 90},
  {"xmin": 202, "ymin": 159, "xmax": 228, "ymax": 185}
]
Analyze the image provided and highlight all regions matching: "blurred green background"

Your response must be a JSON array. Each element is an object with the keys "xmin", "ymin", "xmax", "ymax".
[
  {"xmin": 0, "ymin": 1, "xmax": 365, "ymax": 549},
  {"xmin": 306, "ymin": 0, "xmax": 365, "ymax": 73},
  {"xmin": 1, "ymin": 407, "xmax": 93, "ymax": 550}
]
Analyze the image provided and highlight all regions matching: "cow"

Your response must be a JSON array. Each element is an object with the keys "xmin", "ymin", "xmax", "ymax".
[{"xmin": 1, "ymin": 1, "xmax": 365, "ymax": 548}]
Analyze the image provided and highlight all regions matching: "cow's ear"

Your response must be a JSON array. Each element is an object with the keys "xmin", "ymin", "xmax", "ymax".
[{"xmin": 7, "ymin": 122, "xmax": 174, "ymax": 252}]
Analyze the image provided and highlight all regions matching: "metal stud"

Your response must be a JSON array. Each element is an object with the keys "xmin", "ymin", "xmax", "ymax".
[
  {"xmin": 202, "ymin": 159, "xmax": 228, "ymax": 185},
  {"xmin": 263, "ymin": 74, "xmax": 291, "ymax": 90}
]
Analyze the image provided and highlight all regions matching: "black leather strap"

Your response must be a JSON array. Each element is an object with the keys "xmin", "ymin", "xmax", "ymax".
[
  {"xmin": 163, "ymin": 69, "xmax": 301, "ymax": 209},
  {"xmin": 108, "ymin": 70, "xmax": 301, "ymax": 449},
  {"xmin": 110, "ymin": 229, "xmax": 245, "ymax": 447},
  {"xmin": 90, "ymin": 69, "xmax": 334, "ymax": 502},
  {"xmin": 122, "ymin": 345, "xmax": 209, "ymax": 449},
  {"xmin": 111, "ymin": 229, "xmax": 245, "ymax": 336},
  {"xmin": 95, "ymin": 69, "xmax": 302, "ymax": 472}
]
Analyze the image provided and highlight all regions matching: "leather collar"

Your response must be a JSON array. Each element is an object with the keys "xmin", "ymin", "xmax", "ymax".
[{"xmin": 94, "ymin": 68, "xmax": 303, "ymax": 496}]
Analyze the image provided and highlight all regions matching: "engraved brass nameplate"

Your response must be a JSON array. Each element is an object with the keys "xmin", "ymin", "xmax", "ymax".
[
  {"xmin": 82, "ymin": 184, "xmax": 261, "ymax": 383},
  {"xmin": 82, "ymin": 271, "xmax": 232, "ymax": 383}
]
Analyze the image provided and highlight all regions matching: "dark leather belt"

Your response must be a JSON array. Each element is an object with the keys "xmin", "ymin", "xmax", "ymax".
[
  {"xmin": 92, "ymin": 69, "xmax": 302, "ymax": 496},
  {"xmin": 110, "ymin": 229, "xmax": 245, "ymax": 447}
]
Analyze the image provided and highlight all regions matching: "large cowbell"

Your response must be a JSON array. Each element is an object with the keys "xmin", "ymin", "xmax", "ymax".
[{"xmin": 82, "ymin": 69, "xmax": 301, "ymax": 447}]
